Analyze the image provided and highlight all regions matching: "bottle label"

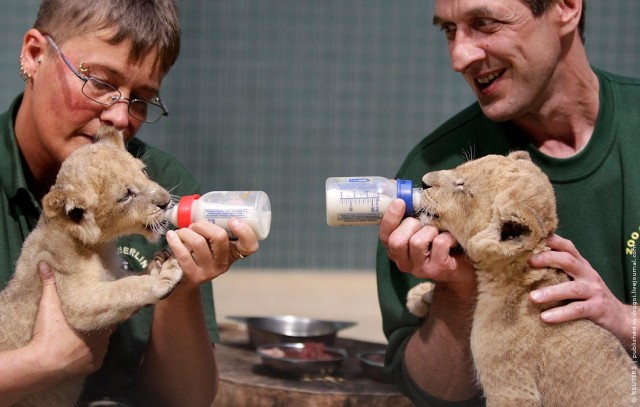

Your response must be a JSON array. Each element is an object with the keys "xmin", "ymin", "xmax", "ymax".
[
  {"xmin": 203, "ymin": 208, "xmax": 248, "ymax": 221},
  {"xmin": 336, "ymin": 212, "xmax": 383, "ymax": 225}
]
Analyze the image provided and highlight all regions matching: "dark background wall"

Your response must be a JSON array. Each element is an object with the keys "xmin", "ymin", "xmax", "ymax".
[{"xmin": 2, "ymin": 1, "xmax": 638, "ymax": 270}]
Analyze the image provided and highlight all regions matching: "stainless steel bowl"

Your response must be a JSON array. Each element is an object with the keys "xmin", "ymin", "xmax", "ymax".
[
  {"xmin": 227, "ymin": 315, "xmax": 356, "ymax": 348},
  {"xmin": 257, "ymin": 342, "xmax": 347, "ymax": 376},
  {"xmin": 357, "ymin": 349, "xmax": 393, "ymax": 383}
]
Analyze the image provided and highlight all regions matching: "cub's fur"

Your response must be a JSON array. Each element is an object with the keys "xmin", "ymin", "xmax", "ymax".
[
  {"xmin": 407, "ymin": 151, "xmax": 636, "ymax": 406},
  {"xmin": 0, "ymin": 126, "xmax": 183, "ymax": 407}
]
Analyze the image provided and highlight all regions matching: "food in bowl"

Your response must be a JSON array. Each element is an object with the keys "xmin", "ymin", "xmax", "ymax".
[
  {"xmin": 260, "ymin": 341, "xmax": 337, "ymax": 360},
  {"xmin": 257, "ymin": 342, "xmax": 347, "ymax": 376}
]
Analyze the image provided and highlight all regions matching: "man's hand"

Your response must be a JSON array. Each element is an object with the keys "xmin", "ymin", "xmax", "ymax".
[
  {"xmin": 529, "ymin": 234, "xmax": 631, "ymax": 347},
  {"xmin": 380, "ymin": 199, "xmax": 475, "ymax": 290}
]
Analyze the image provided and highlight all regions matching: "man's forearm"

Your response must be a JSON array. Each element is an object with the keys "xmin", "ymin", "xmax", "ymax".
[{"xmin": 405, "ymin": 283, "xmax": 480, "ymax": 401}]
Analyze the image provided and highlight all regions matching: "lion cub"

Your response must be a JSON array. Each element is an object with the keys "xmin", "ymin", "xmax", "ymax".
[
  {"xmin": 0, "ymin": 126, "xmax": 183, "ymax": 407},
  {"xmin": 407, "ymin": 151, "xmax": 636, "ymax": 406}
]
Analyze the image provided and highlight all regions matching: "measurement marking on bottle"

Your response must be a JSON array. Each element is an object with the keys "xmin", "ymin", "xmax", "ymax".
[{"xmin": 338, "ymin": 192, "xmax": 381, "ymax": 212}]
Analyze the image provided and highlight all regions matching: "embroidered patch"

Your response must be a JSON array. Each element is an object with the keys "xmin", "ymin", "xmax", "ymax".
[{"xmin": 117, "ymin": 246, "xmax": 149, "ymax": 269}]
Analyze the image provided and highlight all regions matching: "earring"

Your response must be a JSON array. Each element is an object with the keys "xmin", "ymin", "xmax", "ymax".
[
  {"xmin": 79, "ymin": 62, "xmax": 89, "ymax": 74},
  {"xmin": 19, "ymin": 55, "xmax": 30, "ymax": 82}
]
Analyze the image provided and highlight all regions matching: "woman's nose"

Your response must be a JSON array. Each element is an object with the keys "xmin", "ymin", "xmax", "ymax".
[{"xmin": 99, "ymin": 99, "xmax": 133, "ymax": 130}]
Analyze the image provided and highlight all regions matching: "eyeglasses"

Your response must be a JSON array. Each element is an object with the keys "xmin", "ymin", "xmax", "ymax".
[{"xmin": 45, "ymin": 35, "xmax": 169, "ymax": 123}]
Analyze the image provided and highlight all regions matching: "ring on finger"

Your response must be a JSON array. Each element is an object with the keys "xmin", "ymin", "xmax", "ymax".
[{"xmin": 230, "ymin": 244, "xmax": 249, "ymax": 260}]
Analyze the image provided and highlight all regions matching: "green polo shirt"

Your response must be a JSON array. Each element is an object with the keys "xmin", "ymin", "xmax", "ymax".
[
  {"xmin": 376, "ymin": 69, "xmax": 640, "ymax": 406},
  {"xmin": 0, "ymin": 94, "xmax": 219, "ymax": 403}
]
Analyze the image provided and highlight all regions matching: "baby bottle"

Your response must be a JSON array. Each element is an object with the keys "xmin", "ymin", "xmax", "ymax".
[
  {"xmin": 325, "ymin": 176, "xmax": 422, "ymax": 226},
  {"xmin": 164, "ymin": 191, "xmax": 271, "ymax": 240}
]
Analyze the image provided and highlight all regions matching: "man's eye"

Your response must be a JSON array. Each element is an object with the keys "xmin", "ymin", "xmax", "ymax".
[
  {"xmin": 440, "ymin": 24, "xmax": 456, "ymax": 40},
  {"xmin": 474, "ymin": 18, "xmax": 500, "ymax": 32}
]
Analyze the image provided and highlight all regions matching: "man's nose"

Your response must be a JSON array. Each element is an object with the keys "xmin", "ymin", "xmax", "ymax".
[{"xmin": 449, "ymin": 30, "xmax": 485, "ymax": 73}]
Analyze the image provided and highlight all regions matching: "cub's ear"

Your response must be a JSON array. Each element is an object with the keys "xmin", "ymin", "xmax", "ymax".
[
  {"xmin": 466, "ymin": 191, "xmax": 547, "ymax": 261},
  {"xmin": 508, "ymin": 150, "xmax": 532, "ymax": 161},
  {"xmin": 94, "ymin": 125, "xmax": 125, "ymax": 150},
  {"xmin": 42, "ymin": 187, "xmax": 101, "ymax": 245}
]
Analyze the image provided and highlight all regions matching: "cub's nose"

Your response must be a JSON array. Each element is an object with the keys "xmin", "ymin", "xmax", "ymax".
[
  {"xmin": 422, "ymin": 172, "xmax": 438, "ymax": 188},
  {"xmin": 154, "ymin": 189, "xmax": 172, "ymax": 210}
]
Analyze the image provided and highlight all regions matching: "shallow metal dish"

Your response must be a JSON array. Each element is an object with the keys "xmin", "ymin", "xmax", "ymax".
[
  {"xmin": 257, "ymin": 342, "xmax": 347, "ymax": 376},
  {"xmin": 227, "ymin": 315, "xmax": 356, "ymax": 348},
  {"xmin": 357, "ymin": 349, "xmax": 394, "ymax": 383}
]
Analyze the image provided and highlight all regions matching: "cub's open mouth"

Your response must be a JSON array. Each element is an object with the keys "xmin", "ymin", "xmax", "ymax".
[{"xmin": 420, "ymin": 210, "xmax": 440, "ymax": 221}]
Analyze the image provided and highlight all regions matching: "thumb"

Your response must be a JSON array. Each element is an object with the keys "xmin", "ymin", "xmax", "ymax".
[
  {"xmin": 38, "ymin": 262, "xmax": 61, "ymax": 308},
  {"xmin": 33, "ymin": 262, "xmax": 66, "ymax": 340},
  {"xmin": 38, "ymin": 261, "xmax": 56, "ymax": 288}
]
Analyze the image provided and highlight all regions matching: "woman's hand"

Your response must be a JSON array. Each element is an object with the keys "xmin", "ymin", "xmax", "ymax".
[
  {"xmin": 31, "ymin": 262, "xmax": 112, "ymax": 377},
  {"xmin": 0, "ymin": 262, "xmax": 113, "ymax": 407},
  {"xmin": 166, "ymin": 218, "xmax": 259, "ymax": 290}
]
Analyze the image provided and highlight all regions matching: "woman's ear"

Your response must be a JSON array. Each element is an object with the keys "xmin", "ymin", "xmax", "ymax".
[{"xmin": 20, "ymin": 29, "xmax": 48, "ymax": 84}]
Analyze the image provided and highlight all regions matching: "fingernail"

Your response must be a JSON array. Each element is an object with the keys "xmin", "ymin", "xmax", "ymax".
[
  {"xmin": 530, "ymin": 290, "xmax": 543, "ymax": 301},
  {"xmin": 389, "ymin": 199, "xmax": 405, "ymax": 214}
]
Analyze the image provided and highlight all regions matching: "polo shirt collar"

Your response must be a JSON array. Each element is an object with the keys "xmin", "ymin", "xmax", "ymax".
[{"xmin": 0, "ymin": 93, "xmax": 38, "ymax": 205}]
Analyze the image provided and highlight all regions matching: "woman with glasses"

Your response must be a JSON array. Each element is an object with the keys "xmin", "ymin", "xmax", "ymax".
[{"xmin": 0, "ymin": 1, "xmax": 259, "ymax": 406}]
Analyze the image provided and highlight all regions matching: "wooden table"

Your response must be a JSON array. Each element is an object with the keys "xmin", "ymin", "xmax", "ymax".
[{"xmin": 213, "ymin": 325, "xmax": 413, "ymax": 406}]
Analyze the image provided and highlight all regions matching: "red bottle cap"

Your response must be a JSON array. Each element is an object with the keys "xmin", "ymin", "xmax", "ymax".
[{"xmin": 177, "ymin": 194, "xmax": 200, "ymax": 228}]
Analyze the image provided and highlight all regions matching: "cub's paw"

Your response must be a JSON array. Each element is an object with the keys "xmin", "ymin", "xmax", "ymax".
[
  {"xmin": 148, "ymin": 250, "xmax": 172, "ymax": 276},
  {"xmin": 406, "ymin": 282, "xmax": 435, "ymax": 318},
  {"xmin": 152, "ymin": 258, "xmax": 183, "ymax": 300}
]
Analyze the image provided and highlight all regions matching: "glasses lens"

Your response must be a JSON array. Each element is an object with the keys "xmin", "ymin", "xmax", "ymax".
[
  {"xmin": 130, "ymin": 100, "xmax": 166, "ymax": 123},
  {"xmin": 82, "ymin": 79, "xmax": 120, "ymax": 105}
]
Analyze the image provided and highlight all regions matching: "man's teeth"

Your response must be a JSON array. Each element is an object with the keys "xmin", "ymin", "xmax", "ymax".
[{"xmin": 477, "ymin": 72, "xmax": 501, "ymax": 84}]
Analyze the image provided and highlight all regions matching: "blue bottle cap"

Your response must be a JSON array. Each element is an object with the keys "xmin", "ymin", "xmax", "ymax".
[{"xmin": 397, "ymin": 179, "xmax": 413, "ymax": 217}]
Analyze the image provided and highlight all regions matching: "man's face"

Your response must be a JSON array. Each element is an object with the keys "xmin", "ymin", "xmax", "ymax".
[
  {"xmin": 26, "ymin": 28, "xmax": 164, "ymax": 167},
  {"xmin": 433, "ymin": 0, "xmax": 563, "ymax": 122}
]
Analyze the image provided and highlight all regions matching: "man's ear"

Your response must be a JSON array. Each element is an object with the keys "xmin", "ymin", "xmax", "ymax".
[
  {"xmin": 555, "ymin": 0, "xmax": 583, "ymax": 38},
  {"xmin": 42, "ymin": 187, "xmax": 101, "ymax": 245}
]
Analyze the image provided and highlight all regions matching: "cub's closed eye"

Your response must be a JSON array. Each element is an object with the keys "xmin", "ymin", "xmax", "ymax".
[{"xmin": 118, "ymin": 189, "xmax": 136, "ymax": 203}]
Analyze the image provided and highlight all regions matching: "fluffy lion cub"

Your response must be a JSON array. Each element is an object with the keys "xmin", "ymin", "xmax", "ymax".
[
  {"xmin": 407, "ymin": 151, "xmax": 636, "ymax": 406},
  {"xmin": 0, "ymin": 126, "xmax": 183, "ymax": 406}
]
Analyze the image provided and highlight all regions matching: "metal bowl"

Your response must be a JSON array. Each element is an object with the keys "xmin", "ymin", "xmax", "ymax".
[
  {"xmin": 257, "ymin": 342, "xmax": 347, "ymax": 376},
  {"xmin": 227, "ymin": 315, "xmax": 356, "ymax": 348},
  {"xmin": 357, "ymin": 349, "xmax": 394, "ymax": 383}
]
